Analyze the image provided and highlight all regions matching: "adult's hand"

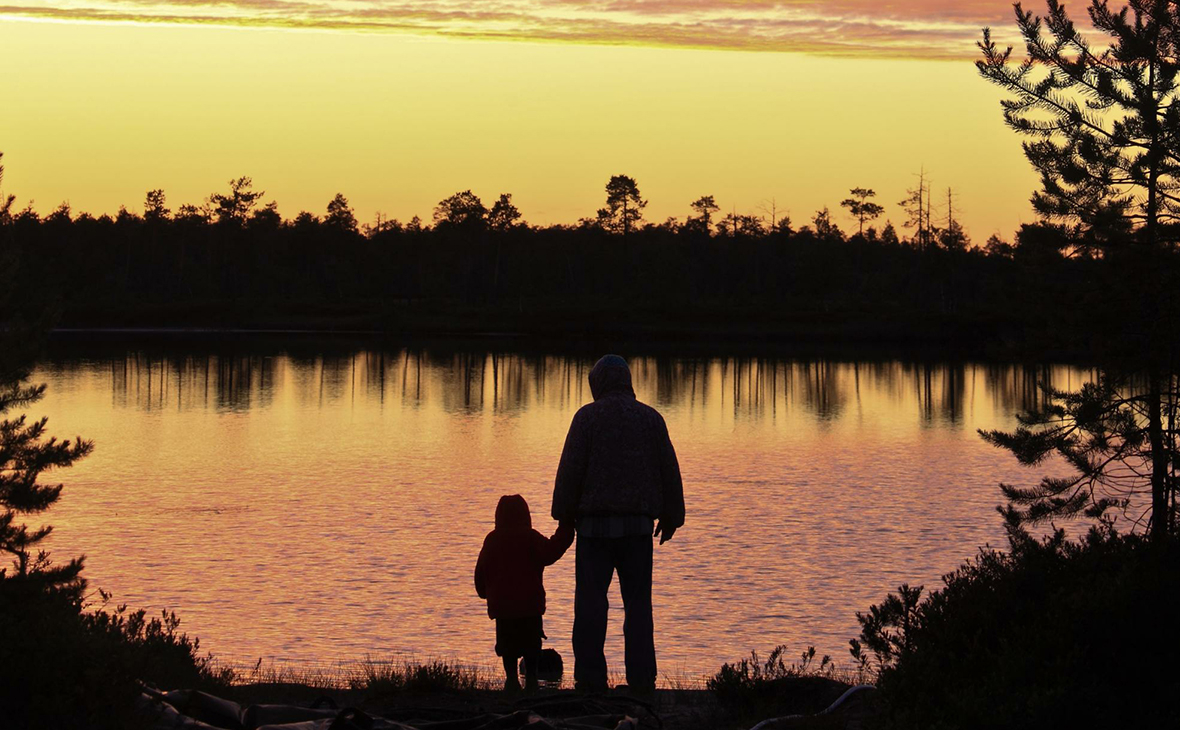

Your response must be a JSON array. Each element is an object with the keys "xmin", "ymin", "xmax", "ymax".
[{"xmin": 654, "ymin": 521, "xmax": 676, "ymax": 545}]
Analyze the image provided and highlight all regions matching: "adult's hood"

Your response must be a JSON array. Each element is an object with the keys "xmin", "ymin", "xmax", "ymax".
[
  {"xmin": 588, "ymin": 355, "xmax": 635, "ymax": 400},
  {"xmin": 495, "ymin": 494, "xmax": 532, "ymax": 531}
]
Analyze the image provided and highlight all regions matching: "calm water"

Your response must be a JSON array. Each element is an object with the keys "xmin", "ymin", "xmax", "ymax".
[{"xmin": 34, "ymin": 343, "xmax": 1089, "ymax": 679}]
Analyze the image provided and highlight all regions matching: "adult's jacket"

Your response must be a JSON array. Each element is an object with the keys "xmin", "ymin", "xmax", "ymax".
[{"xmin": 550, "ymin": 356, "xmax": 685, "ymax": 529}]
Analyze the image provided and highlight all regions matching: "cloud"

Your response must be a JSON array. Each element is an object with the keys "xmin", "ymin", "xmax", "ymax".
[{"xmin": 1, "ymin": 0, "xmax": 1029, "ymax": 58}]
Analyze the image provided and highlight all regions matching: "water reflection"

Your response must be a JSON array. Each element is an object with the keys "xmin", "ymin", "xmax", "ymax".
[
  {"xmin": 108, "ymin": 353, "xmax": 278, "ymax": 412},
  {"xmin": 89, "ymin": 347, "xmax": 1092, "ymax": 426},
  {"xmin": 36, "ymin": 344, "xmax": 1093, "ymax": 678}
]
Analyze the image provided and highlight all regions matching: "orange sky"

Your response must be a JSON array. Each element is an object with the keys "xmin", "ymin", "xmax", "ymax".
[{"xmin": 0, "ymin": 3, "xmax": 1045, "ymax": 239}]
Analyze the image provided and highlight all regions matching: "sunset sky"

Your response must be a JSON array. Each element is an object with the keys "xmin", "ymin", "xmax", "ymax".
[{"xmin": 3, "ymin": 1, "xmax": 1043, "ymax": 238}]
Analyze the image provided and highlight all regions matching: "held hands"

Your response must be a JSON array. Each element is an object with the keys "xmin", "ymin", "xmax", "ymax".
[{"xmin": 654, "ymin": 520, "xmax": 676, "ymax": 545}]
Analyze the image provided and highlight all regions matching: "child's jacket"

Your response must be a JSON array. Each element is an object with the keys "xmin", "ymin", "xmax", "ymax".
[{"xmin": 475, "ymin": 494, "xmax": 574, "ymax": 619}]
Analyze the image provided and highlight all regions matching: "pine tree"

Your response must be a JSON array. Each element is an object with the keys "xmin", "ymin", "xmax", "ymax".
[
  {"xmin": 0, "ymin": 370, "xmax": 92, "ymax": 593},
  {"xmin": 978, "ymin": 0, "xmax": 1180, "ymax": 538},
  {"xmin": 324, "ymin": 193, "xmax": 358, "ymax": 233},
  {"xmin": 812, "ymin": 207, "xmax": 841, "ymax": 239},
  {"xmin": 688, "ymin": 195, "xmax": 719, "ymax": 234},
  {"xmin": 210, "ymin": 177, "xmax": 264, "ymax": 226},
  {"xmin": 978, "ymin": 0, "xmax": 1180, "ymax": 249},
  {"xmin": 840, "ymin": 187, "xmax": 885, "ymax": 237},
  {"xmin": 143, "ymin": 189, "xmax": 169, "ymax": 223},
  {"xmin": 596, "ymin": 175, "xmax": 646, "ymax": 237},
  {"xmin": 979, "ymin": 373, "xmax": 1177, "ymax": 531},
  {"xmin": 1, "ymin": 155, "xmax": 93, "ymax": 591}
]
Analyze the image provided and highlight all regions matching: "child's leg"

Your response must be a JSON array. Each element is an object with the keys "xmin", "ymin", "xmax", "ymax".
[
  {"xmin": 502, "ymin": 656, "xmax": 521, "ymax": 691},
  {"xmin": 522, "ymin": 651, "xmax": 540, "ymax": 692}
]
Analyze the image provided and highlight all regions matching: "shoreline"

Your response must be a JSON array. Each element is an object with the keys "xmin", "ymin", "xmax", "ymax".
[
  {"xmin": 46, "ymin": 319, "xmax": 1090, "ymax": 363},
  {"xmin": 181, "ymin": 655, "xmax": 876, "ymax": 730}
]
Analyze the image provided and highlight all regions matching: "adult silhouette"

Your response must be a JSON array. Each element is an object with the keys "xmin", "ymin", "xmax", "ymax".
[{"xmin": 551, "ymin": 355, "xmax": 685, "ymax": 691}]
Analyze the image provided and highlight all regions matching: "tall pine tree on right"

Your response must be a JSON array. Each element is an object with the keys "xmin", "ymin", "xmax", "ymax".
[{"xmin": 977, "ymin": 0, "xmax": 1180, "ymax": 539}]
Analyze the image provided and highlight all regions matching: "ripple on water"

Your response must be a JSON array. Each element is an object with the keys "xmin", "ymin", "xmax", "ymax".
[{"xmin": 38, "ymin": 350, "xmax": 1090, "ymax": 676}]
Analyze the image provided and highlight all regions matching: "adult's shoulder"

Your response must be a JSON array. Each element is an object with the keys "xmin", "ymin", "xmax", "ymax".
[
  {"xmin": 479, "ymin": 530, "xmax": 499, "ymax": 552},
  {"xmin": 634, "ymin": 398, "xmax": 668, "ymax": 424},
  {"xmin": 571, "ymin": 400, "xmax": 600, "ymax": 422}
]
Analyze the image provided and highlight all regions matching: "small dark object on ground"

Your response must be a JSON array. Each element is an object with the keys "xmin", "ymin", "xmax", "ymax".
[{"xmin": 519, "ymin": 648, "xmax": 564, "ymax": 682}]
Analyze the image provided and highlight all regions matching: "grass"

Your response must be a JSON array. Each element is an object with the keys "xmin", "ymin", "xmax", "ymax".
[
  {"xmin": 709, "ymin": 645, "xmax": 875, "ymax": 693},
  {"xmin": 234, "ymin": 657, "xmax": 349, "ymax": 690},
  {"xmin": 226, "ymin": 655, "xmax": 496, "ymax": 693},
  {"xmin": 349, "ymin": 657, "xmax": 485, "ymax": 695}
]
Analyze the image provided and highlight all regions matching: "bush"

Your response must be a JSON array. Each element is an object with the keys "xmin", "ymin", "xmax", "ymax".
[
  {"xmin": 859, "ymin": 526, "xmax": 1180, "ymax": 729},
  {"xmin": 709, "ymin": 645, "xmax": 850, "ymax": 721},
  {"xmin": 0, "ymin": 579, "xmax": 232, "ymax": 730}
]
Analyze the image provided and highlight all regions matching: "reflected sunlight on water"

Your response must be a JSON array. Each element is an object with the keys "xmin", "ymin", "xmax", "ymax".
[{"xmin": 34, "ymin": 344, "xmax": 1093, "ymax": 679}]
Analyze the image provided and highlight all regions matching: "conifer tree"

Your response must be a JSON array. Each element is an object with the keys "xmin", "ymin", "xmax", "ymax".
[
  {"xmin": 325, "ymin": 193, "xmax": 358, "ymax": 233},
  {"xmin": 210, "ymin": 177, "xmax": 264, "ymax": 226},
  {"xmin": 688, "ymin": 195, "xmax": 720, "ymax": 234},
  {"xmin": 841, "ymin": 187, "xmax": 885, "ymax": 237},
  {"xmin": 596, "ymin": 175, "xmax": 646, "ymax": 237},
  {"xmin": 1, "ymin": 155, "xmax": 93, "ymax": 591},
  {"xmin": 143, "ymin": 189, "xmax": 169, "ymax": 223},
  {"xmin": 488, "ymin": 193, "xmax": 522, "ymax": 232},
  {"xmin": 0, "ymin": 367, "xmax": 92, "ymax": 593},
  {"xmin": 978, "ymin": 0, "xmax": 1180, "ymax": 538},
  {"xmin": 978, "ymin": 0, "xmax": 1180, "ymax": 248},
  {"xmin": 812, "ymin": 207, "xmax": 841, "ymax": 239}
]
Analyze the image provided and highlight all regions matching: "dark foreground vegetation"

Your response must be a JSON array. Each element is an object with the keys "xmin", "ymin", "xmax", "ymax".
[
  {"xmin": 856, "ymin": 525, "xmax": 1179, "ymax": 730},
  {"xmin": 0, "ymin": 272, "xmax": 233, "ymax": 727}
]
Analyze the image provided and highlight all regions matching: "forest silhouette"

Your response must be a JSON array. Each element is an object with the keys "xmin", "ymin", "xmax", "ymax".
[{"xmin": 0, "ymin": 169, "xmax": 1100, "ymax": 353}]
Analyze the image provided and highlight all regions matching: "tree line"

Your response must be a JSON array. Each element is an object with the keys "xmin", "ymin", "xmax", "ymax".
[
  {"xmin": 0, "ymin": 159, "xmax": 1106, "ymax": 349},
  {"xmin": 0, "ymin": 168, "xmax": 988, "ymax": 250}
]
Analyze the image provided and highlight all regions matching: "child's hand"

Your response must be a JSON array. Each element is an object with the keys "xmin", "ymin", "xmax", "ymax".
[{"xmin": 654, "ymin": 520, "xmax": 676, "ymax": 545}]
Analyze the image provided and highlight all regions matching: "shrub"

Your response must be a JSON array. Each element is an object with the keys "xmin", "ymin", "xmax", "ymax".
[
  {"xmin": 709, "ymin": 645, "xmax": 849, "ymax": 721},
  {"xmin": 0, "ymin": 580, "xmax": 232, "ymax": 730},
  {"xmin": 859, "ymin": 526, "xmax": 1180, "ymax": 729}
]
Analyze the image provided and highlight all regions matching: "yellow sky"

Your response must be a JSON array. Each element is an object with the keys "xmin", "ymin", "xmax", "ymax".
[{"xmin": 1, "ymin": 18, "xmax": 1038, "ymax": 239}]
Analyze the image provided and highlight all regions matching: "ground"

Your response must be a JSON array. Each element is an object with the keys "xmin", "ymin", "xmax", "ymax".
[{"xmin": 214, "ymin": 678, "xmax": 879, "ymax": 730}]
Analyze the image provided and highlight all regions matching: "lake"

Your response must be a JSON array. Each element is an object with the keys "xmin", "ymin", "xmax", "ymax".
[{"xmin": 33, "ymin": 340, "xmax": 1090, "ymax": 681}]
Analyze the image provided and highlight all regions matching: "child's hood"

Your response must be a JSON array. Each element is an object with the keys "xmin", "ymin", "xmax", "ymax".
[{"xmin": 495, "ymin": 494, "xmax": 533, "ymax": 531}]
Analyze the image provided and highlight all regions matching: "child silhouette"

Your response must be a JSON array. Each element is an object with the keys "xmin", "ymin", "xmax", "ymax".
[{"xmin": 475, "ymin": 494, "xmax": 574, "ymax": 692}]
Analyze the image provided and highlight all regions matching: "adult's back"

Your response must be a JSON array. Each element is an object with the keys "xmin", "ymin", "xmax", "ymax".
[{"xmin": 551, "ymin": 358, "xmax": 684, "ymax": 528}]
